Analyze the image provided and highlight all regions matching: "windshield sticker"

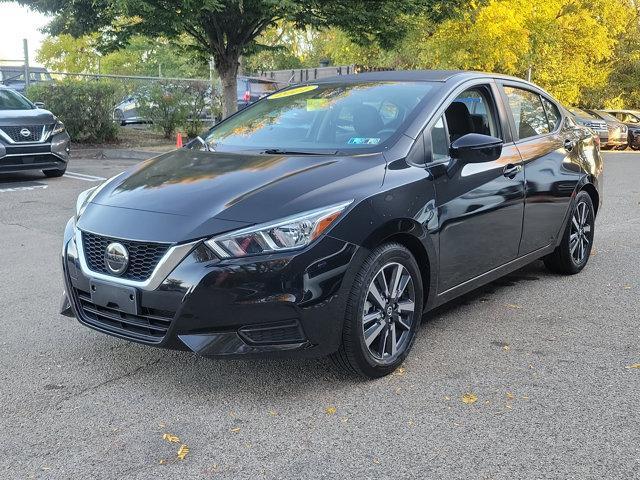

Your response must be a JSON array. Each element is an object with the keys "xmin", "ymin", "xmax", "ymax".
[
  {"xmin": 348, "ymin": 137, "xmax": 381, "ymax": 145},
  {"xmin": 269, "ymin": 85, "xmax": 318, "ymax": 99},
  {"xmin": 306, "ymin": 98, "xmax": 329, "ymax": 111}
]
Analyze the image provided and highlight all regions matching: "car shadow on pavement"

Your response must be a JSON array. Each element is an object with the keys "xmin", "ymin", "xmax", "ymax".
[{"xmin": 65, "ymin": 260, "xmax": 555, "ymax": 404}]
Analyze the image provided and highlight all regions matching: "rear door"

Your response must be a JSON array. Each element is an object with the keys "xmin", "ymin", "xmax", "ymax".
[
  {"xmin": 498, "ymin": 82, "xmax": 582, "ymax": 255},
  {"xmin": 430, "ymin": 81, "xmax": 525, "ymax": 292}
]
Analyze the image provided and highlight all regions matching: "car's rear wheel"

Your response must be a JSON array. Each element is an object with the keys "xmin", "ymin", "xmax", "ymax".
[
  {"xmin": 331, "ymin": 243, "xmax": 423, "ymax": 378},
  {"xmin": 544, "ymin": 191, "xmax": 595, "ymax": 275},
  {"xmin": 43, "ymin": 165, "xmax": 67, "ymax": 178}
]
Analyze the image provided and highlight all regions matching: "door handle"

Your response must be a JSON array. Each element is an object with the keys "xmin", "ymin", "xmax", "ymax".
[
  {"xmin": 564, "ymin": 138, "xmax": 575, "ymax": 151},
  {"xmin": 502, "ymin": 164, "xmax": 522, "ymax": 179}
]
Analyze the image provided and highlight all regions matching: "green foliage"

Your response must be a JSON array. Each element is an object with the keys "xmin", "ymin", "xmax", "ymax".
[
  {"xmin": 17, "ymin": 0, "xmax": 453, "ymax": 116},
  {"xmin": 136, "ymin": 82, "xmax": 190, "ymax": 138},
  {"xmin": 26, "ymin": 80, "xmax": 119, "ymax": 143}
]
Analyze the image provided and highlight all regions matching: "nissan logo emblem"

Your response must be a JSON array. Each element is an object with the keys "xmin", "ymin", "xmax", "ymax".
[
  {"xmin": 104, "ymin": 242, "xmax": 129, "ymax": 276},
  {"xmin": 20, "ymin": 128, "xmax": 31, "ymax": 138}
]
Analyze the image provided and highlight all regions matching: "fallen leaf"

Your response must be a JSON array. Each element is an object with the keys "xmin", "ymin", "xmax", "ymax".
[
  {"xmin": 230, "ymin": 427, "xmax": 241, "ymax": 433},
  {"xmin": 626, "ymin": 363, "xmax": 640, "ymax": 369},
  {"xmin": 393, "ymin": 367, "xmax": 406, "ymax": 376},
  {"xmin": 505, "ymin": 303, "xmax": 523, "ymax": 309},
  {"xmin": 623, "ymin": 284, "xmax": 632, "ymax": 290},
  {"xmin": 162, "ymin": 433, "xmax": 180, "ymax": 443},
  {"xmin": 324, "ymin": 406, "xmax": 337, "ymax": 415},
  {"xmin": 505, "ymin": 404, "xmax": 513, "ymax": 409},
  {"xmin": 461, "ymin": 393, "xmax": 478, "ymax": 405},
  {"xmin": 268, "ymin": 410, "xmax": 278, "ymax": 416},
  {"xmin": 177, "ymin": 444, "xmax": 189, "ymax": 460},
  {"xmin": 503, "ymin": 345, "xmax": 511, "ymax": 352},
  {"xmin": 506, "ymin": 392, "xmax": 515, "ymax": 400},
  {"xmin": 444, "ymin": 396, "xmax": 451, "ymax": 401},
  {"xmin": 159, "ymin": 459, "xmax": 166, "ymax": 465}
]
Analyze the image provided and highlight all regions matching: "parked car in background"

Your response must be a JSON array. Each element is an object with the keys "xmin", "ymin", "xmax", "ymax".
[
  {"xmin": 584, "ymin": 109, "xmax": 628, "ymax": 150},
  {"xmin": 236, "ymin": 76, "xmax": 279, "ymax": 109},
  {"xmin": 568, "ymin": 107, "xmax": 609, "ymax": 146},
  {"xmin": 603, "ymin": 109, "xmax": 640, "ymax": 150},
  {"xmin": 0, "ymin": 86, "xmax": 70, "ymax": 177},
  {"xmin": 113, "ymin": 93, "xmax": 151, "ymax": 126},
  {"xmin": 0, "ymin": 66, "xmax": 53, "ymax": 95},
  {"xmin": 61, "ymin": 70, "xmax": 602, "ymax": 378}
]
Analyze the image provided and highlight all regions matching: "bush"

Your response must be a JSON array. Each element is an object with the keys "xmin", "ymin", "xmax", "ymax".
[
  {"xmin": 137, "ymin": 82, "xmax": 190, "ymax": 139},
  {"xmin": 27, "ymin": 80, "xmax": 120, "ymax": 143}
]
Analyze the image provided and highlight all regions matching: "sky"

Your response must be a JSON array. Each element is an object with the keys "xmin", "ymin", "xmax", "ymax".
[{"xmin": 0, "ymin": 4, "xmax": 51, "ymax": 66}]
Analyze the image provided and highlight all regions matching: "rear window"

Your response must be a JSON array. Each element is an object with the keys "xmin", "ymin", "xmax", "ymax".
[
  {"xmin": 0, "ymin": 89, "xmax": 33, "ymax": 110},
  {"xmin": 202, "ymin": 81, "xmax": 437, "ymax": 153}
]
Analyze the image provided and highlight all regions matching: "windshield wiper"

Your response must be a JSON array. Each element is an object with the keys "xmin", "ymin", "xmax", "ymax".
[{"xmin": 261, "ymin": 148, "xmax": 337, "ymax": 155}]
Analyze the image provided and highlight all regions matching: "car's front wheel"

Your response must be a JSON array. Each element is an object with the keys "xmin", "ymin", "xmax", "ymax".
[
  {"xmin": 331, "ymin": 243, "xmax": 423, "ymax": 378},
  {"xmin": 544, "ymin": 190, "xmax": 595, "ymax": 274}
]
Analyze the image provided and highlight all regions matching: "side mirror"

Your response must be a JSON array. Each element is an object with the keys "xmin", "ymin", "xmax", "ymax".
[
  {"xmin": 34, "ymin": 101, "xmax": 45, "ymax": 109},
  {"xmin": 450, "ymin": 133, "xmax": 503, "ymax": 163}
]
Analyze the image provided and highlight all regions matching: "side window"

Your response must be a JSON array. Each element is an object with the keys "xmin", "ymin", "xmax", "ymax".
[
  {"xmin": 431, "ymin": 116, "xmax": 449, "ymax": 161},
  {"xmin": 444, "ymin": 87, "xmax": 501, "ymax": 142},
  {"xmin": 503, "ymin": 86, "xmax": 549, "ymax": 140},
  {"xmin": 541, "ymin": 97, "xmax": 561, "ymax": 131}
]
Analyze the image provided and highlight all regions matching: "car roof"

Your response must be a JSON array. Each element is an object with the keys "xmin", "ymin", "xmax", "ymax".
[{"xmin": 314, "ymin": 69, "xmax": 532, "ymax": 84}]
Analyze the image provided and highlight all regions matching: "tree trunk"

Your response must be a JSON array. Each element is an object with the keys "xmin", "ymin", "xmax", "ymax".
[{"xmin": 216, "ymin": 54, "xmax": 241, "ymax": 119}]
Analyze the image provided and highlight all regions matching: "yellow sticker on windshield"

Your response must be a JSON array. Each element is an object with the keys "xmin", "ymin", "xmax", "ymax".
[
  {"xmin": 269, "ymin": 85, "xmax": 318, "ymax": 99},
  {"xmin": 307, "ymin": 98, "xmax": 328, "ymax": 111}
]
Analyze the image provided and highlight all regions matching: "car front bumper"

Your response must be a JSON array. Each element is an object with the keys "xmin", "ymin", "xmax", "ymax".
[
  {"xmin": 0, "ymin": 131, "xmax": 70, "ymax": 173},
  {"xmin": 60, "ymin": 218, "xmax": 360, "ymax": 358}
]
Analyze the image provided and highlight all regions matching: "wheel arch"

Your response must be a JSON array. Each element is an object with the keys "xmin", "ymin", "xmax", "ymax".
[
  {"xmin": 580, "ymin": 182, "xmax": 600, "ymax": 217},
  {"xmin": 359, "ymin": 219, "xmax": 437, "ymax": 311}
]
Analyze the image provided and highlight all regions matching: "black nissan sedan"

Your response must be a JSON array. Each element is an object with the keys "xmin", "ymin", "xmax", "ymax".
[{"xmin": 60, "ymin": 71, "xmax": 603, "ymax": 378}]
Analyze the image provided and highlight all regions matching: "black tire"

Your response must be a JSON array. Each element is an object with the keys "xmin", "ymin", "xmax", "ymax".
[
  {"xmin": 630, "ymin": 144, "xmax": 640, "ymax": 151},
  {"xmin": 543, "ymin": 191, "xmax": 595, "ymax": 275},
  {"xmin": 43, "ymin": 165, "xmax": 67, "ymax": 178},
  {"xmin": 330, "ymin": 242, "xmax": 424, "ymax": 378}
]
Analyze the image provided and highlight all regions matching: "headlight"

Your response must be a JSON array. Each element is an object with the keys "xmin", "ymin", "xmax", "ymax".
[
  {"xmin": 75, "ymin": 186, "xmax": 98, "ymax": 220},
  {"xmin": 52, "ymin": 120, "xmax": 65, "ymax": 135},
  {"xmin": 206, "ymin": 200, "xmax": 352, "ymax": 258}
]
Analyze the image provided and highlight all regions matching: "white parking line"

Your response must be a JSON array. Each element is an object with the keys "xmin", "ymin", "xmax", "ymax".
[
  {"xmin": 0, "ymin": 184, "xmax": 48, "ymax": 193},
  {"xmin": 64, "ymin": 171, "xmax": 106, "ymax": 182}
]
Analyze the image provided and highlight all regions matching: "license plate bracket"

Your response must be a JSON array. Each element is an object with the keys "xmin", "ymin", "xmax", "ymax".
[{"xmin": 89, "ymin": 279, "xmax": 139, "ymax": 315}]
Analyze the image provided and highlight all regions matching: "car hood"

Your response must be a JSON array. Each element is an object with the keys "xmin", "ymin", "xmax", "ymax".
[
  {"xmin": 79, "ymin": 148, "xmax": 385, "ymax": 243},
  {"xmin": 0, "ymin": 108, "xmax": 56, "ymax": 126}
]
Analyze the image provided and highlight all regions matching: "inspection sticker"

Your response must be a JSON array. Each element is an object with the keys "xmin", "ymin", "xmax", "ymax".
[{"xmin": 347, "ymin": 137, "xmax": 381, "ymax": 145}]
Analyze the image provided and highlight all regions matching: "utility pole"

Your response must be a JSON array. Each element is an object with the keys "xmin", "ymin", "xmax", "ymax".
[{"xmin": 23, "ymin": 39, "xmax": 30, "ymax": 91}]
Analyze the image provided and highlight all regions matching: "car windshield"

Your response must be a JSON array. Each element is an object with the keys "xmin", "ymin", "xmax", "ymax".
[
  {"xmin": 202, "ymin": 81, "xmax": 436, "ymax": 153},
  {"xmin": 0, "ymin": 89, "xmax": 33, "ymax": 110},
  {"xmin": 570, "ymin": 107, "xmax": 596, "ymax": 119},
  {"xmin": 593, "ymin": 110, "xmax": 620, "ymax": 123}
]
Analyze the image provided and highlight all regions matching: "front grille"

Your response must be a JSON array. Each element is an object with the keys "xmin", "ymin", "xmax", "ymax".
[
  {"xmin": 0, "ymin": 125, "xmax": 45, "ymax": 143},
  {"xmin": 82, "ymin": 231, "xmax": 171, "ymax": 281},
  {"xmin": 73, "ymin": 287, "xmax": 174, "ymax": 343},
  {"xmin": 238, "ymin": 320, "xmax": 306, "ymax": 345}
]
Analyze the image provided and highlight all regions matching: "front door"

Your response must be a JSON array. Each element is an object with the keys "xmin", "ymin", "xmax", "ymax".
[{"xmin": 430, "ymin": 84, "xmax": 525, "ymax": 293}]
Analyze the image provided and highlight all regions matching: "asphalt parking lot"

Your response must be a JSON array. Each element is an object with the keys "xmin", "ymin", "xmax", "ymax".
[{"xmin": 0, "ymin": 151, "xmax": 638, "ymax": 479}]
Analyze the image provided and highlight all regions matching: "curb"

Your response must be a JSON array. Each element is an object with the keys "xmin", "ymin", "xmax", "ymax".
[{"xmin": 71, "ymin": 147, "xmax": 173, "ymax": 161}]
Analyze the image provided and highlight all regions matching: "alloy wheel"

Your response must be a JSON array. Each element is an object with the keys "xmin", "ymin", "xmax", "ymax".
[
  {"xmin": 570, "ymin": 200, "xmax": 592, "ymax": 264},
  {"xmin": 362, "ymin": 262, "xmax": 416, "ymax": 362}
]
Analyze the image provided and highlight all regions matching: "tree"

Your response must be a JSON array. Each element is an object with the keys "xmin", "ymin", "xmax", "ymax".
[{"xmin": 12, "ymin": 0, "xmax": 460, "ymax": 117}]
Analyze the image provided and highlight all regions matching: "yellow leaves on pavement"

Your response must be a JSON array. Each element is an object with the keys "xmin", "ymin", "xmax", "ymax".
[
  {"xmin": 393, "ymin": 367, "xmax": 406, "ymax": 376},
  {"xmin": 506, "ymin": 392, "xmax": 515, "ymax": 400},
  {"xmin": 626, "ymin": 363, "xmax": 640, "ymax": 369},
  {"xmin": 502, "ymin": 345, "xmax": 511, "ymax": 352},
  {"xmin": 324, "ymin": 406, "xmax": 337, "ymax": 415},
  {"xmin": 461, "ymin": 393, "xmax": 478, "ymax": 405},
  {"xmin": 505, "ymin": 303, "xmax": 523, "ymax": 309},
  {"xmin": 230, "ymin": 427, "xmax": 241, "ymax": 433},
  {"xmin": 177, "ymin": 444, "xmax": 189, "ymax": 460},
  {"xmin": 162, "ymin": 433, "xmax": 180, "ymax": 443}
]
